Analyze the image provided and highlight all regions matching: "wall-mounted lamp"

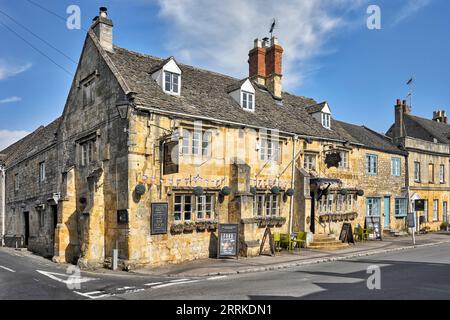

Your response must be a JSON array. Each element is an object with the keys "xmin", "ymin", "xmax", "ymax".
[{"xmin": 116, "ymin": 101, "xmax": 131, "ymax": 120}]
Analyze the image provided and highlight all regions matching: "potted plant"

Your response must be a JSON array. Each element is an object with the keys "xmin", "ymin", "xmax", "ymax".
[
  {"xmin": 207, "ymin": 219, "xmax": 218, "ymax": 231},
  {"xmin": 275, "ymin": 216, "xmax": 286, "ymax": 227},
  {"xmin": 183, "ymin": 221, "xmax": 196, "ymax": 232},
  {"xmin": 440, "ymin": 222, "xmax": 449, "ymax": 231},
  {"xmin": 196, "ymin": 220, "xmax": 207, "ymax": 231},
  {"xmin": 267, "ymin": 217, "xmax": 276, "ymax": 227},
  {"xmin": 170, "ymin": 222, "xmax": 184, "ymax": 234}
]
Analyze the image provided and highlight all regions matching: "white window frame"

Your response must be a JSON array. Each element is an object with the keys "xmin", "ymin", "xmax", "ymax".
[
  {"xmin": 391, "ymin": 157, "xmax": 401, "ymax": 177},
  {"xmin": 180, "ymin": 129, "xmax": 211, "ymax": 157},
  {"xmin": 337, "ymin": 151, "xmax": 349, "ymax": 169},
  {"xmin": 321, "ymin": 113, "xmax": 331, "ymax": 129},
  {"xmin": 39, "ymin": 161, "xmax": 46, "ymax": 182},
  {"xmin": 81, "ymin": 140, "xmax": 94, "ymax": 166},
  {"xmin": 254, "ymin": 194, "xmax": 265, "ymax": 216},
  {"xmin": 395, "ymin": 198, "xmax": 407, "ymax": 217},
  {"xmin": 439, "ymin": 164, "xmax": 445, "ymax": 184},
  {"xmin": 433, "ymin": 199, "xmax": 439, "ymax": 221},
  {"xmin": 304, "ymin": 154, "xmax": 316, "ymax": 171},
  {"xmin": 241, "ymin": 91, "xmax": 254, "ymax": 111},
  {"xmin": 367, "ymin": 197, "xmax": 381, "ymax": 217},
  {"xmin": 260, "ymin": 135, "xmax": 280, "ymax": 162},
  {"xmin": 429, "ymin": 163, "xmax": 435, "ymax": 183},
  {"xmin": 366, "ymin": 154, "xmax": 378, "ymax": 175},
  {"xmin": 414, "ymin": 161, "xmax": 421, "ymax": 182},
  {"xmin": 164, "ymin": 71, "xmax": 180, "ymax": 94},
  {"xmin": 196, "ymin": 194, "xmax": 214, "ymax": 220},
  {"xmin": 174, "ymin": 194, "xmax": 194, "ymax": 222}
]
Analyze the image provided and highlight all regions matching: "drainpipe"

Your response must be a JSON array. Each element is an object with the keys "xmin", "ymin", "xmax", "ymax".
[
  {"xmin": 1, "ymin": 165, "xmax": 5, "ymax": 247},
  {"xmin": 288, "ymin": 136, "xmax": 297, "ymax": 234}
]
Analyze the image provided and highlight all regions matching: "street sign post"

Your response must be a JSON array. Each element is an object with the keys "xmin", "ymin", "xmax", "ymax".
[{"xmin": 407, "ymin": 212, "xmax": 416, "ymax": 246}]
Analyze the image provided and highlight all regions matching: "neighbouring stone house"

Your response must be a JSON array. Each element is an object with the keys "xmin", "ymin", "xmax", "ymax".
[
  {"xmin": 0, "ymin": 8, "xmax": 428, "ymax": 269},
  {"xmin": 387, "ymin": 100, "xmax": 450, "ymax": 231}
]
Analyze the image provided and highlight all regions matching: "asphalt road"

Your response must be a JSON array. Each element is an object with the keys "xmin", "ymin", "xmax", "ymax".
[{"xmin": 1, "ymin": 243, "xmax": 450, "ymax": 300}]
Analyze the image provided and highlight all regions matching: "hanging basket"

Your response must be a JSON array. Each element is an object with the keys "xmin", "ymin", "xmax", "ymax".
[
  {"xmin": 271, "ymin": 186, "xmax": 281, "ymax": 195},
  {"xmin": 340, "ymin": 189, "xmax": 348, "ymax": 196},
  {"xmin": 193, "ymin": 186, "xmax": 204, "ymax": 197},
  {"xmin": 220, "ymin": 186, "xmax": 231, "ymax": 196},
  {"xmin": 250, "ymin": 186, "xmax": 257, "ymax": 195},
  {"xmin": 134, "ymin": 184, "xmax": 146, "ymax": 196},
  {"xmin": 285, "ymin": 188, "xmax": 295, "ymax": 197},
  {"xmin": 357, "ymin": 190, "xmax": 364, "ymax": 196}
]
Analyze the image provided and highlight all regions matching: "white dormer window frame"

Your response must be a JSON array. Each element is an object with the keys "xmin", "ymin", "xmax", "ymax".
[
  {"xmin": 241, "ymin": 91, "xmax": 254, "ymax": 111},
  {"xmin": 322, "ymin": 113, "xmax": 331, "ymax": 129},
  {"xmin": 164, "ymin": 71, "xmax": 180, "ymax": 95},
  {"xmin": 151, "ymin": 58, "xmax": 182, "ymax": 96}
]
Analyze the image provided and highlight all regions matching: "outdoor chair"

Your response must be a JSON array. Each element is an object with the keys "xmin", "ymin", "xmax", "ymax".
[
  {"xmin": 291, "ymin": 231, "xmax": 306, "ymax": 252},
  {"xmin": 280, "ymin": 233, "xmax": 292, "ymax": 252},
  {"xmin": 273, "ymin": 232, "xmax": 282, "ymax": 252}
]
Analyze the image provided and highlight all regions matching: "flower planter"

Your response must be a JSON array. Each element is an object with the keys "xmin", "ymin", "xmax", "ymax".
[
  {"xmin": 207, "ymin": 222, "xmax": 218, "ymax": 231},
  {"xmin": 196, "ymin": 221, "xmax": 207, "ymax": 232},
  {"xmin": 170, "ymin": 223, "xmax": 184, "ymax": 234},
  {"xmin": 183, "ymin": 222, "xmax": 196, "ymax": 233}
]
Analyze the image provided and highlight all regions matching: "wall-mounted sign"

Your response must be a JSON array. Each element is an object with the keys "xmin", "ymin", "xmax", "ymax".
[
  {"xmin": 414, "ymin": 199, "xmax": 425, "ymax": 211},
  {"xmin": 218, "ymin": 224, "xmax": 239, "ymax": 258},
  {"xmin": 117, "ymin": 209, "xmax": 128, "ymax": 224},
  {"xmin": 324, "ymin": 152, "xmax": 342, "ymax": 169},
  {"xmin": 151, "ymin": 203, "xmax": 168, "ymax": 235}
]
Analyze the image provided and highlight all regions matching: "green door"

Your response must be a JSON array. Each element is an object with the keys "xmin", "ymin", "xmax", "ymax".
[{"xmin": 384, "ymin": 197, "xmax": 390, "ymax": 228}]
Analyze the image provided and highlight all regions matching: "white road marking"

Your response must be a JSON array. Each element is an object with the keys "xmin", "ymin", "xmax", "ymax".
[
  {"xmin": 144, "ymin": 282, "xmax": 163, "ymax": 286},
  {"xmin": 116, "ymin": 286, "xmax": 135, "ymax": 291},
  {"xmin": 207, "ymin": 276, "xmax": 227, "ymax": 280},
  {"xmin": 36, "ymin": 270, "xmax": 98, "ymax": 285},
  {"xmin": 74, "ymin": 290, "xmax": 113, "ymax": 300},
  {"xmin": 0, "ymin": 265, "xmax": 15, "ymax": 273},
  {"xmin": 151, "ymin": 280, "xmax": 200, "ymax": 288},
  {"xmin": 168, "ymin": 278, "xmax": 189, "ymax": 282}
]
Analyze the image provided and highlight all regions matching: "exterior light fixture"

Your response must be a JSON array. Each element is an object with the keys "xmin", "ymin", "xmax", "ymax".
[{"xmin": 116, "ymin": 101, "xmax": 130, "ymax": 119}]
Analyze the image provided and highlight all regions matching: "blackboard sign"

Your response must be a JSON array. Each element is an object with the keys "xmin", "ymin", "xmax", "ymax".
[
  {"xmin": 151, "ymin": 203, "xmax": 168, "ymax": 235},
  {"xmin": 365, "ymin": 216, "xmax": 382, "ymax": 240},
  {"xmin": 218, "ymin": 224, "xmax": 239, "ymax": 258},
  {"xmin": 415, "ymin": 199, "xmax": 425, "ymax": 211},
  {"xmin": 339, "ymin": 223, "xmax": 355, "ymax": 244}
]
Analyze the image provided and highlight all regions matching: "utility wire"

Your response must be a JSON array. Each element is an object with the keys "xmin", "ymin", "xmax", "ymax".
[
  {"xmin": 0, "ymin": 19, "xmax": 73, "ymax": 76},
  {"xmin": 0, "ymin": 9, "xmax": 78, "ymax": 64}
]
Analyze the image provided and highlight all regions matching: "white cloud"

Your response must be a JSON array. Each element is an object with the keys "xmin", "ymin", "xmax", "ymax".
[
  {"xmin": 0, "ymin": 96, "xmax": 21, "ymax": 104},
  {"xmin": 154, "ymin": 0, "xmax": 366, "ymax": 90},
  {"xmin": 0, "ymin": 60, "xmax": 32, "ymax": 80},
  {"xmin": 391, "ymin": 0, "xmax": 431, "ymax": 26},
  {"xmin": 0, "ymin": 129, "xmax": 30, "ymax": 151}
]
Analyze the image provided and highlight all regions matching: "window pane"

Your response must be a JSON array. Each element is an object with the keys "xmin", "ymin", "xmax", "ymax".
[
  {"xmin": 248, "ymin": 94, "xmax": 253, "ymax": 110},
  {"xmin": 242, "ymin": 92, "xmax": 248, "ymax": 108},
  {"xmin": 164, "ymin": 72, "xmax": 171, "ymax": 91},
  {"xmin": 182, "ymin": 129, "xmax": 190, "ymax": 154},
  {"xmin": 202, "ymin": 131, "xmax": 211, "ymax": 156},
  {"xmin": 172, "ymin": 74, "xmax": 179, "ymax": 93}
]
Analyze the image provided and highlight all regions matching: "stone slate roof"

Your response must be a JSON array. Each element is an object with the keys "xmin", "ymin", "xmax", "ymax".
[
  {"xmin": 305, "ymin": 102, "xmax": 327, "ymax": 114},
  {"xmin": 106, "ymin": 46, "xmax": 354, "ymax": 142},
  {"xmin": 0, "ymin": 118, "xmax": 60, "ymax": 168},
  {"xmin": 386, "ymin": 114, "xmax": 450, "ymax": 144},
  {"xmin": 335, "ymin": 120, "xmax": 406, "ymax": 155}
]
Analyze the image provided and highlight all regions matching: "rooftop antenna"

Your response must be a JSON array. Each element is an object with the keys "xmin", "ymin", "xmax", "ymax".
[
  {"xmin": 406, "ymin": 76, "xmax": 414, "ymax": 109},
  {"xmin": 269, "ymin": 18, "xmax": 276, "ymax": 38}
]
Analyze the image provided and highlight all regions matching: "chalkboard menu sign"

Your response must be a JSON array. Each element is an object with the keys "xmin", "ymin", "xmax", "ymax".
[
  {"xmin": 365, "ymin": 216, "xmax": 382, "ymax": 240},
  {"xmin": 415, "ymin": 200, "xmax": 425, "ymax": 211},
  {"xmin": 218, "ymin": 224, "xmax": 239, "ymax": 258},
  {"xmin": 151, "ymin": 203, "xmax": 168, "ymax": 235},
  {"xmin": 339, "ymin": 223, "xmax": 355, "ymax": 244}
]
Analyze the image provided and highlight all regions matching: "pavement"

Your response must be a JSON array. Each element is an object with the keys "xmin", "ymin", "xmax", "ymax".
[
  {"xmin": 131, "ymin": 232, "xmax": 450, "ymax": 277},
  {"xmin": 1, "ymin": 232, "xmax": 450, "ymax": 300}
]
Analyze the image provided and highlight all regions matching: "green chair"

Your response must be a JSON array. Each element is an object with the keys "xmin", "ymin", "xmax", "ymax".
[
  {"xmin": 356, "ymin": 226, "xmax": 370, "ymax": 242},
  {"xmin": 291, "ymin": 231, "xmax": 306, "ymax": 252},
  {"xmin": 280, "ymin": 233, "xmax": 292, "ymax": 252},
  {"xmin": 273, "ymin": 232, "xmax": 282, "ymax": 252}
]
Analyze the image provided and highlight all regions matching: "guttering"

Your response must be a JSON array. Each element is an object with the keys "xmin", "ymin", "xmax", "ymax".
[
  {"xmin": 0, "ymin": 165, "xmax": 5, "ymax": 246},
  {"xmin": 134, "ymin": 104, "xmax": 361, "ymax": 146}
]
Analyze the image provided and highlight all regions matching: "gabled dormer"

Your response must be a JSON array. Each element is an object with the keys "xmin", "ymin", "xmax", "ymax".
[
  {"xmin": 151, "ymin": 57, "xmax": 182, "ymax": 96},
  {"xmin": 228, "ymin": 79, "xmax": 255, "ymax": 112},
  {"xmin": 307, "ymin": 101, "xmax": 332, "ymax": 129}
]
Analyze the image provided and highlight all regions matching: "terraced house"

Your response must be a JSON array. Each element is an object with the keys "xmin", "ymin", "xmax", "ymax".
[{"xmin": 0, "ymin": 8, "xmax": 442, "ymax": 269}]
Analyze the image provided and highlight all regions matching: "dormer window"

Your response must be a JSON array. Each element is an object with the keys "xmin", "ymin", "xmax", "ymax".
[
  {"xmin": 242, "ymin": 91, "xmax": 254, "ymax": 111},
  {"xmin": 228, "ymin": 79, "xmax": 255, "ymax": 112},
  {"xmin": 306, "ymin": 101, "xmax": 332, "ymax": 130},
  {"xmin": 322, "ymin": 113, "xmax": 331, "ymax": 129},
  {"xmin": 164, "ymin": 71, "xmax": 180, "ymax": 94},
  {"xmin": 151, "ymin": 57, "xmax": 182, "ymax": 96}
]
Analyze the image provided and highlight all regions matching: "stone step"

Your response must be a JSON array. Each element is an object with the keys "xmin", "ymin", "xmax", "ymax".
[
  {"xmin": 311, "ymin": 238, "xmax": 340, "ymax": 244},
  {"xmin": 308, "ymin": 243, "xmax": 349, "ymax": 250},
  {"xmin": 310, "ymin": 240, "xmax": 344, "ymax": 246}
]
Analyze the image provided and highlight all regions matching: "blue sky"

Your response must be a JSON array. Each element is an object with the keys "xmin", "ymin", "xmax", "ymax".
[{"xmin": 0, "ymin": 0, "xmax": 449, "ymax": 149}]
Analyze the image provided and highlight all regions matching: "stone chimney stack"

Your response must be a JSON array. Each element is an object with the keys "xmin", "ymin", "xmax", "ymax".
[
  {"xmin": 394, "ymin": 99, "xmax": 405, "ymax": 142},
  {"xmin": 433, "ymin": 110, "xmax": 448, "ymax": 124},
  {"xmin": 91, "ymin": 7, "xmax": 114, "ymax": 52},
  {"xmin": 248, "ymin": 36, "xmax": 283, "ymax": 99}
]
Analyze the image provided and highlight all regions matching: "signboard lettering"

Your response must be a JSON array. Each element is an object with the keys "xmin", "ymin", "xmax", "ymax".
[{"xmin": 151, "ymin": 203, "xmax": 168, "ymax": 235}]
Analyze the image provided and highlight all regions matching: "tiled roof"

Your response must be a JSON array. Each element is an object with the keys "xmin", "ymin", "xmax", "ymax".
[
  {"xmin": 335, "ymin": 120, "xmax": 406, "ymax": 155},
  {"xmin": 305, "ymin": 102, "xmax": 327, "ymax": 114},
  {"xmin": 0, "ymin": 118, "xmax": 60, "ymax": 168},
  {"xmin": 386, "ymin": 114, "xmax": 450, "ymax": 144},
  {"xmin": 106, "ymin": 46, "xmax": 352, "ymax": 141}
]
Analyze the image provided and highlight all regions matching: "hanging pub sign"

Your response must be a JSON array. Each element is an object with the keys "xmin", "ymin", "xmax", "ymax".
[
  {"xmin": 324, "ymin": 152, "xmax": 342, "ymax": 168},
  {"xmin": 217, "ymin": 224, "xmax": 239, "ymax": 259},
  {"xmin": 365, "ymin": 216, "xmax": 382, "ymax": 240},
  {"xmin": 151, "ymin": 203, "xmax": 168, "ymax": 235},
  {"xmin": 163, "ymin": 141, "xmax": 179, "ymax": 175},
  {"xmin": 414, "ymin": 199, "xmax": 425, "ymax": 212}
]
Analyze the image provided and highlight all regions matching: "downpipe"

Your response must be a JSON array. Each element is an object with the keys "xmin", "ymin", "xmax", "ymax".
[{"xmin": 0, "ymin": 165, "xmax": 5, "ymax": 247}]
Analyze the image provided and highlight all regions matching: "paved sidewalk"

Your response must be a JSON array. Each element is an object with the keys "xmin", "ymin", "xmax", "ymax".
[{"xmin": 131, "ymin": 232, "xmax": 450, "ymax": 278}]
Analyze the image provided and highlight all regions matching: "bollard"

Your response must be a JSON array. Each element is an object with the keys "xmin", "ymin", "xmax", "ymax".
[{"xmin": 112, "ymin": 249, "xmax": 118, "ymax": 271}]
